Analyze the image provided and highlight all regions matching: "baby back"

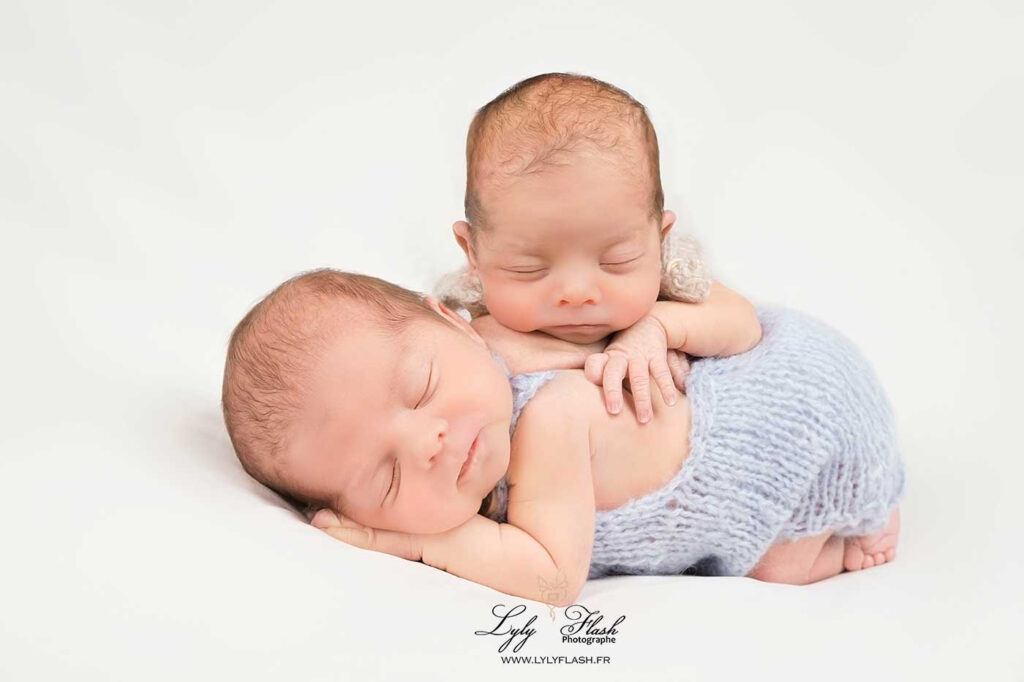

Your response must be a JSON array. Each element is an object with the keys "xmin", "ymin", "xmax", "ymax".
[{"xmin": 551, "ymin": 371, "xmax": 692, "ymax": 511}]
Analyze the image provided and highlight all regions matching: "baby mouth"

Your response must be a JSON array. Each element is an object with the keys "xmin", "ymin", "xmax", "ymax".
[
  {"xmin": 457, "ymin": 432, "xmax": 481, "ymax": 484},
  {"xmin": 549, "ymin": 323, "xmax": 607, "ymax": 335},
  {"xmin": 546, "ymin": 324, "xmax": 609, "ymax": 342}
]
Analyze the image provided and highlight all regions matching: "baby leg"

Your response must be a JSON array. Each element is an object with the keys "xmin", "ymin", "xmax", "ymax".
[
  {"xmin": 748, "ymin": 507, "xmax": 902, "ymax": 585},
  {"xmin": 748, "ymin": 529, "xmax": 844, "ymax": 585}
]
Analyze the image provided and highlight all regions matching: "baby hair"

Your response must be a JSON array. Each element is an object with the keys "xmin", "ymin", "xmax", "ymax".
[
  {"xmin": 222, "ymin": 268, "xmax": 440, "ymax": 510},
  {"xmin": 439, "ymin": 71, "xmax": 712, "ymax": 316},
  {"xmin": 465, "ymin": 72, "xmax": 663, "ymax": 227}
]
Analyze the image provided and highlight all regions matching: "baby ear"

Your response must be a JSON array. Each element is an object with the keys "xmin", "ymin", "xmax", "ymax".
[
  {"xmin": 424, "ymin": 295, "xmax": 487, "ymax": 348},
  {"xmin": 452, "ymin": 221, "xmax": 478, "ymax": 268},
  {"xmin": 660, "ymin": 210, "xmax": 677, "ymax": 240}
]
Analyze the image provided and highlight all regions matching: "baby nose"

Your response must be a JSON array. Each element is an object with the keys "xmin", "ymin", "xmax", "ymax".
[
  {"xmin": 407, "ymin": 417, "xmax": 447, "ymax": 464},
  {"xmin": 556, "ymin": 276, "xmax": 600, "ymax": 307}
]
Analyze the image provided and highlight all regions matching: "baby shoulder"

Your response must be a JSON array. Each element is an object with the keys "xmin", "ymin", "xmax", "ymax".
[
  {"xmin": 517, "ymin": 371, "xmax": 603, "ymax": 426},
  {"xmin": 507, "ymin": 372, "xmax": 597, "ymax": 520},
  {"xmin": 510, "ymin": 372, "xmax": 603, "ymax": 452}
]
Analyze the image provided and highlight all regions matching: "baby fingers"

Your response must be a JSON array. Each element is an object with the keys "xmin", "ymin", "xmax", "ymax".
[
  {"xmin": 584, "ymin": 352, "xmax": 609, "ymax": 386},
  {"xmin": 310, "ymin": 509, "xmax": 374, "ymax": 546},
  {"xmin": 628, "ymin": 356, "xmax": 654, "ymax": 424},
  {"xmin": 601, "ymin": 353, "xmax": 629, "ymax": 415},
  {"xmin": 310, "ymin": 508, "xmax": 342, "ymax": 528},
  {"xmin": 322, "ymin": 523, "xmax": 376, "ymax": 550},
  {"xmin": 312, "ymin": 510, "xmax": 423, "ymax": 561},
  {"xmin": 666, "ymin": 350, "xmax": 690, "ymax": 392},
  {"xmin": 650, "ymin": 356, "xmax": 679, "ymax": 408}
]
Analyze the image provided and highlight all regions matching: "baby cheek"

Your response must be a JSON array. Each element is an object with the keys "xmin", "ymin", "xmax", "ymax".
[
  {"xmin": 611, "ymin": 271, "xmax": 662, "ymax": 327},
  {"xmin": 479, "ymin": 277, "xmax": 543, "ymax": 332}
]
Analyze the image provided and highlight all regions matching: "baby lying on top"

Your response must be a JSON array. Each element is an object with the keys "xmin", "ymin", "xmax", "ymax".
[
  {"xmin": 433, "ymin": 72, "xmax": 764, "ymax": 423},
  {"xmin": 221, "ymin": 268, "xmax": 906, "ymax": 605}
]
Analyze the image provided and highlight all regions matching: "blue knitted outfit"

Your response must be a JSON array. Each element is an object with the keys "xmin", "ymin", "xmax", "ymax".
[{"xmin": 483, "ymin": 306, "xmax": 907, "ymax": 579}]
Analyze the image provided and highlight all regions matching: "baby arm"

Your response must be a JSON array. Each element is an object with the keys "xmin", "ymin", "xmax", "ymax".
[
  {"xmin": 470, "ymin": 314, "xmax": 608, "ymax": 375},
  {"xmin": 585, "ymin": 281, "xmax": 762, "ymax": 423},
  {"xmin": 312, "ymin": 376, "xmax": 596, "ymax": 605},
  {"xmin": 422, "ymin": 380, "xmax": 595, "ymax": 605},
  {"xmin": 649, "ymin": 280, "xmax": 762, "ymax": 357}
]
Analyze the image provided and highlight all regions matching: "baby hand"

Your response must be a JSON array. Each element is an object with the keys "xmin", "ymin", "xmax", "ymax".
[
  {"xmin": 310, "ymin": 508, "xmax": 423, "ymax": 562},
  {"xmin": 583, "ymin": 316, "xmax": 687, "ymax": 424}
]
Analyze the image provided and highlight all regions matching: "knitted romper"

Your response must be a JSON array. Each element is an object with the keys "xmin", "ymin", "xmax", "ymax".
[{"xmin": 482, "ymin": 306, "xmax": 908, "ymax": 579}]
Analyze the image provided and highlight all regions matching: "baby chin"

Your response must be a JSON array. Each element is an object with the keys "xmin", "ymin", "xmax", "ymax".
[{"xmin": 541, "ymin": 324, "xmax": 612, "ymax": 344}]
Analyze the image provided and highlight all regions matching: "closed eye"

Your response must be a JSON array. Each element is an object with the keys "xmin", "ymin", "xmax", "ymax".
[
  {"xmin": 415, "ymin": 361, "xmax": 433, "ymax": 409},
  {"xmin": 384, "ymin": 458, "xmax": 400, "ymax": 506},
  {"xmin": 503, "ymin": 267, "xmax": 548, "ymax": 275},
  {"xmin": 601, "ymin": 255, "xmax": 641, "ymax": 266}
]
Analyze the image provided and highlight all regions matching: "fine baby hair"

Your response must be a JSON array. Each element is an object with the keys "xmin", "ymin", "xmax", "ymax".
[
  {"xmin": 435, "ymin": 71, "xmax": 712, "ymax": 317},
  {"xmin": 221, "ymin": 268, "xmax": 442, "ymax": 512}
]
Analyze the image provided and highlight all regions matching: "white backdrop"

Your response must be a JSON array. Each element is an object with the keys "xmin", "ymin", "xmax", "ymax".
[{"xmin": 1, "ymin": 1, "xmax": 1021, "ymax": 680}]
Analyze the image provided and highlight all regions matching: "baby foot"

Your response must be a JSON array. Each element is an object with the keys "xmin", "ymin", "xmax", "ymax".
[{"xmin": 843, "ymin": 507, "xmax": 900, "ymax": 572}]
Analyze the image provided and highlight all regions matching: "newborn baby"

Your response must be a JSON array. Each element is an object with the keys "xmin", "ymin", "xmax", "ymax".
[
  {"xmin": 222, "ymin": 269, "xmax": 906, "ymax": 606},
  {"xmin": 435, "ymin": 72, "xmax": 765, "ymax": 423}
]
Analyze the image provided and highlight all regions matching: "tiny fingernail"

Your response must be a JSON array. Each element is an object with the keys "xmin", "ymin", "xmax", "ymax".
[{"xmin": 667, "ymin": 395, "xmax": 677, "ymax": 405}]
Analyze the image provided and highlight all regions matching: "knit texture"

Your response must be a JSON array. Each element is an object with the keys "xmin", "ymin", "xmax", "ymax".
[{"xmin": 483, "ymin": 306, "xmax": 907, "ymax": 578}]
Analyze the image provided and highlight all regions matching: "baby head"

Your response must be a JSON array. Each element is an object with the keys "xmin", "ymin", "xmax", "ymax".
[
  {"xmin": 222, "ymin": 269, "xmax": 514, "ymax": 535},
  {"xmin": 453, "ymin": 72, "xmax": 675, "ymax": 344}
]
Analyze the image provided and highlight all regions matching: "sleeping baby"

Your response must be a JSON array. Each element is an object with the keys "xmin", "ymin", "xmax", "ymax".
[
  {"xmin": 432, "ymin": 72, "xmax": 764, "ymax": 423},
  {"xmin": 221, "ymin": 268, "xmax": 906, "ymax": 605},
  {"xmin": 424, "ymin": 71, "xmax": 901, "ymax": 582}
]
